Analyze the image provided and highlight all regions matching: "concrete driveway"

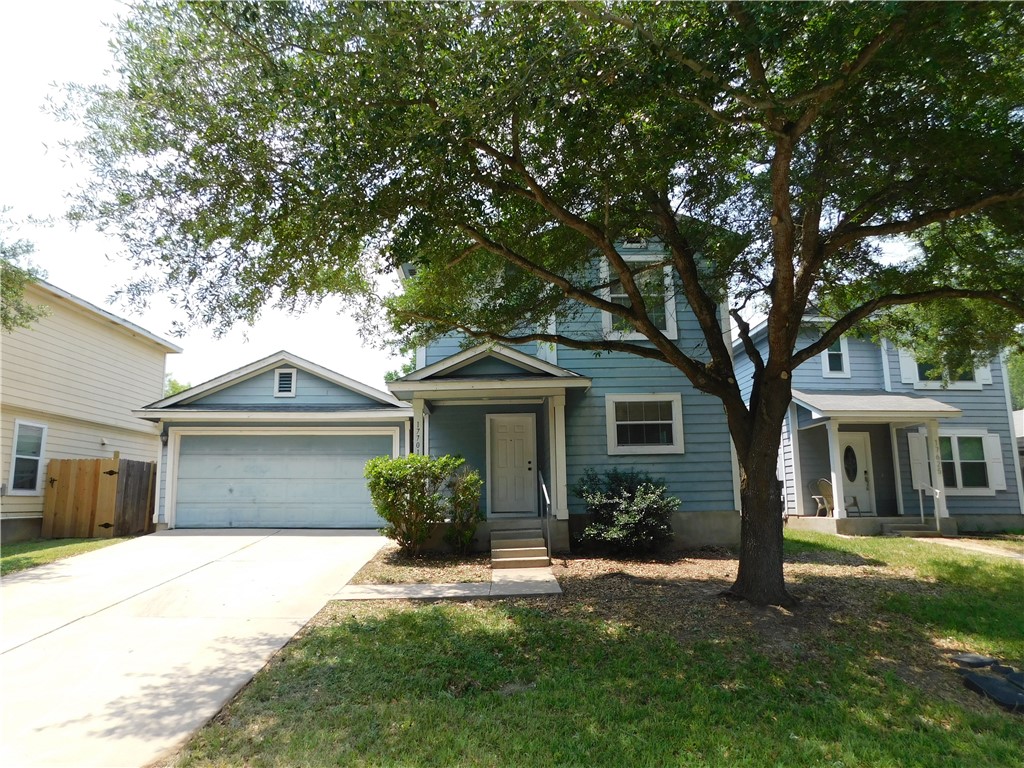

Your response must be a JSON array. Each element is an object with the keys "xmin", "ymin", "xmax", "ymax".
[{"xmin": 1, "ymin": 529, "xmax": 386, "ymax": 768}]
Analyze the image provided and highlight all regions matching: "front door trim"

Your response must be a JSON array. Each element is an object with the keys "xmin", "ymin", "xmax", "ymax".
[{"xmin": 485, "ymin": 413, "xmax": 538, "ymax": 516}]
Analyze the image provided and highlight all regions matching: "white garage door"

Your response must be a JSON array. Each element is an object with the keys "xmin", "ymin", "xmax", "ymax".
[{"xmin": 174, "ymin": 433, "xmax": 393, "ymax": 528}]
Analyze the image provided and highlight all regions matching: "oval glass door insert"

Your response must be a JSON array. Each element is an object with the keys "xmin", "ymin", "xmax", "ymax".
[{"xmin": 844, "ymin": 445, "xmax": 858, "ymax": 483}]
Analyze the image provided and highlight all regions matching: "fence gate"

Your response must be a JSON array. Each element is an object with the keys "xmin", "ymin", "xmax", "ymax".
[{"xmin": 41, "ymin": 458, "xmax": 156, "ymax": 539}]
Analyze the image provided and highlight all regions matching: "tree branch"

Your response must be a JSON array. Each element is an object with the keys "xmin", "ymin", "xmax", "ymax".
[
  {"xmin": 825, "ymin": 189, "xmax": 1024, "ymax": 253},
  {"xmin": 791, "ymin": 288, "xmax": 1024, "ymax": 367}
]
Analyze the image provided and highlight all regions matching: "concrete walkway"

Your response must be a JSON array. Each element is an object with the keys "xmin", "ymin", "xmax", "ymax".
[
  {"xmin": 916, "ymin": 537, "xmax": 1024, "ymax": 561},
  {"xmin": 1, "ymin": 530, "xmax": 386, "ymax": 768},
  {"xmin": 337, "ymin": 566, "xmax": 563, "ymax": 600}
]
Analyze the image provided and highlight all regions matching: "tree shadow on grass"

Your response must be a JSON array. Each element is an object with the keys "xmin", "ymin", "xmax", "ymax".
[
  {"xmin": 170, "ymin": 569, "xmax": 1024, "ymax": 768},
  {"xmin": 153, "ymin": 544, "xmax": 1024, "ymax": 768}
]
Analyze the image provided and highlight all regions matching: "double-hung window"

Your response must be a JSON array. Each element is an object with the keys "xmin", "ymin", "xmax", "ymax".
[
  {"xmin": 898, "ymin": 349, "xmax": 990, "ymax": 390},
  {"xmin": 8, "ymin": 421, "xmax": 47, "ymax": 495},
  {"xmin": 939, "ymin": 435, "xmax": 988, "ymax": 489},
  {"xmin": 907, "ymin": 429, "xmax": 1006, "ymax": 496},
  {"xmin": 601, "ymin": 256, "xmax": 677, "ymax": 340},
  {"xmin": 821, "ymin": 337, "xmax": 850, "ymax": 378},
  {"xmin": 605, "ymin": 393, "xmax": 684, "ymax": 455}
]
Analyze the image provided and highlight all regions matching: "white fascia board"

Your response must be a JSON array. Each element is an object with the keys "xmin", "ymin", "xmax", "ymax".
[
  {"xmin": 133, "ymin": 409, "xmax": 413, "ymax": 422},
  {"xmin": 148, "ymin": 350, "xmax": 401, "ymax": 408},
  {"xmin": 388, "ymin": 378, "xmax": 592, "ymax": 396},
  {"xmin": 35, "ymin": 279, "xmax": 183, "ymax": 353},
  {"xmin": 398, "ymin": 343, "xmax": 582, "ymax": 382},
  {"xmin": 817, "ymin": 410, "xmax": 963, "ymax": 423}
]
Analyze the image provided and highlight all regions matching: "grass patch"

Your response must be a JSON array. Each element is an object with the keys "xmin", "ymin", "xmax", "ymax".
[
  {"xmin": 349, "ymin": 542, "xmax": 491, "ymax": 584},
  {"xmin": 164, "ymin": 532, "xmax": 1024, "ymax": 767},
  {"xmin": 1, "ymin": 537, "xmax": 129, "ymax": 576},
  {"xmin": 952, "ymin": 534, "xmax": 1024, "ymax": 556}
]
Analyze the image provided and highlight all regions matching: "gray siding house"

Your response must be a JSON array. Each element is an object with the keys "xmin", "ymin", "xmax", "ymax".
[{"xmin": 733, "ymin": 322, "xmax": 1024, "ymax": 534}]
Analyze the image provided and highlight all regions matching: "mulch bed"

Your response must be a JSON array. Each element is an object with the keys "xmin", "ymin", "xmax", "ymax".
[{"xmin": 349, "ymin": 542, "xmax": 492, "ymax": 584}]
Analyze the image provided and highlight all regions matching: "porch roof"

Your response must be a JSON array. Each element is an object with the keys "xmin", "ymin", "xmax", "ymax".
[{"xmin": 792, "ymin": 389, "xmax": 961, "ymax": 424}]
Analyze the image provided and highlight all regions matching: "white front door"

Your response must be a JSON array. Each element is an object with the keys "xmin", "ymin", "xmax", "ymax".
[
  {"xmin": 488, "ymin": 414, "xmax": 537, "ymax": 514},
  {"xmin": 838, "ymin": 432, "xmax": 874, "ymax": 515}
]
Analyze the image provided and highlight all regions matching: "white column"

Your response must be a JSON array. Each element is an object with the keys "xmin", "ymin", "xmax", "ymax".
[
  {"xmin": 412, "ymin": 397, "xmax": 425, "ymax": 454},
  {"xmin": 552, "ymin": 394, "xmax": 569, "ymax": 520},
  {"xmin": 925, "ymin": 419, "xmax": 949, "ymax": 517},
  {"xmin": 826, "ymin": 421, "xmax": 847, "ymax": 518},
  {"xmin": 423, "ymin": 406, "xmax": 431, "ymax": 457},
  {"xmin": 547, "ymin": 397, "xmax": 557, "ymax": 513}
]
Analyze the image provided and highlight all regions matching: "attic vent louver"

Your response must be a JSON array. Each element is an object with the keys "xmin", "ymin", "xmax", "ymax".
[{"xmin": 274, "ymin": 368, "xmax": 297, "ymax": 397}]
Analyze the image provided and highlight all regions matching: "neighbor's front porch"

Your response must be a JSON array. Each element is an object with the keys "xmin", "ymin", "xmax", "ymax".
[{"xmin": 785, "ymin": 389, "xmax": 962, "ymax": 534}]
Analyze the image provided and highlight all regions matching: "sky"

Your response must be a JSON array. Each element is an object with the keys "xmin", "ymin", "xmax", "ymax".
[{"xmin": 0, "ymin": 1, "xmax": 404, "ymax": 391}]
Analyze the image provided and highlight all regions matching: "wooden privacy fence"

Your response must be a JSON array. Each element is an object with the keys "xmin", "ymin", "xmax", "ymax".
[{"xmin": 41, "ymin": 458, "xmax": 156, "ymax": 539}]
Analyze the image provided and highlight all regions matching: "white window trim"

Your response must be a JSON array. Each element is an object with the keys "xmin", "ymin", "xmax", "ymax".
[
  {"xmin": 600, "ymin": 257, "xmax": 678, "ymax": 341},
  {"xmin": 821, "ymin": 336, "xmax": 851, "ymax": 379},
  {"xmin": 274, "ymin": 368, "xmax": 297, "ymax": 398},
  {"xmin": 910, "ymin": 427, "xmax": 1005, "ymax": 497},
  {"xmin": 7, "ymin": 420, "xmax": 48, "ymax": 496},
  {"xmin": 898, "ymin": 348, "xmax": 989, "ymax": 391},
  {"xmin": 605, "ymin": 393, "xmax": 684, "ymax": 455}
]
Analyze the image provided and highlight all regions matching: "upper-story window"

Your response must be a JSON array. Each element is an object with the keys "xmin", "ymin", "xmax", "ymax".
[
  {"xmin": 897, "ymin": 349, "xmax": 990, "ymax": 390},
  {"xmin": 8, "ymin": 420, "xmax": 47, "ymax": 495},
  {"xmin": 601, "ymin": 256, "xmax": 678, "ymax": 340},
  {"xmin": 821, "ymin": 337, "xmax": 850, "ymax": 378},
  {"xmin": 916, "ymin": 362, "xmax": 974, "ymax": 384},
  {"xmin": 274, "ymin": 368, "xmax": 297, "ymax": 397}
]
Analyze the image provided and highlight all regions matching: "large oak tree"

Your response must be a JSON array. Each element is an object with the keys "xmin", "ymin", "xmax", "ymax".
[{"xmin": 64, "ymin": 2, "xmax": 1024, "ymax": 606}]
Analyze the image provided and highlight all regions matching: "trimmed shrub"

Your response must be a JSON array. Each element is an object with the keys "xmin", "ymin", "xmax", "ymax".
[
  {"xmin": 364, "ymin": 454, "xmax": 483, "ymax": 556},
  {"xmin": 572, "ymin": 468, "xmax": 678, "ymax": 554},
  {"xmin": 443, "ymin": 469, "xmax": 485, "ymax": 555}
]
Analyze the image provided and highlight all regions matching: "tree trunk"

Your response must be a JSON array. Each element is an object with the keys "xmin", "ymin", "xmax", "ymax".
[
  {"xmin": 728, "ymin": 459, "xmax": 795, "ymax": 607},
  {"xmin": 726, "ymin": 388, "xmax": 797, "ymax": 607}
]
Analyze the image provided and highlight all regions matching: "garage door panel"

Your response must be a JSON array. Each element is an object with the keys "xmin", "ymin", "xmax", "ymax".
[
  {"xmin": 174, "ymin": 434, "xmax": 392, "ymax": 528},
  {"xmin": 176, "ymin": 478, "xmax": 373, "ymax": 504},
  {"xmin": 176, "ymin": 458, "xmax": 375, "ymax": 483}
]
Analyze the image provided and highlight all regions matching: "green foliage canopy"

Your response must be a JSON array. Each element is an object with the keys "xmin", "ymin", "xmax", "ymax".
[{"xmin": 1, "ymin": 209, "xmax": 49, "ymax": 333}]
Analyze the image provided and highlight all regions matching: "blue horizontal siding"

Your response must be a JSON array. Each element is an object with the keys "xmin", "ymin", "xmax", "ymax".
[
  {"xmin": 427, "ymin": 403, "xmax": 547, "ymax": 515},
  {"xmin": 194, "ymin": 369, "xmax": 384, "ymax": 408}
]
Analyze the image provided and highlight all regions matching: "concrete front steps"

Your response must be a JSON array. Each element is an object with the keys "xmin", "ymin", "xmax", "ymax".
[
  {"xmin": 491, "ymin": 523, "xmax": 550, "ymax": 569},
  {"xmin": 881, "ymin": 522, "xmax": 944, "ymax": 538}
]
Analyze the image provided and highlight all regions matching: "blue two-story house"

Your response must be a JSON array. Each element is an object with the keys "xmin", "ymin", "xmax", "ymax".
[
  {"xmin": 136, "ymin": 242, "xmax": 743, "ymax": 549},
  {"xmin": 733, "ymin": 320, "xmax": 1024, "ymax": 535},
  {"xmin": 387, "ymin": 242, "xmax": 742, "ymax": 550}
]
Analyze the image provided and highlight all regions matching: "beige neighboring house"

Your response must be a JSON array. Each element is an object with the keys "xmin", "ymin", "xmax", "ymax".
[{"xmin": 1, "ymin": 279, "xmax": 181, "ymax": 543}]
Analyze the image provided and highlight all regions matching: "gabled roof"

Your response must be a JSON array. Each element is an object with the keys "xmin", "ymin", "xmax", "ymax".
[
  {"xmin": 33, "ymin": 279, "xmax": 183, "ymax": 353},
  {"xmin": 143, "ymin": 350, "xmax": 403, "ymax": 409},
  {"xmin": 396, "ymin": 343, "xmax": 584, "ymax": 382},
  {"xmin": 387, "ymin": 343, "xmax": 591, "ymax": 397}
]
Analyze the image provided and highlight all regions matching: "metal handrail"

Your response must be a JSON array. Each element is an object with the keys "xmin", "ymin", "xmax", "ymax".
[{"xmin": 538, "ymin": 471, "xmax": 552, "ymax": 561}]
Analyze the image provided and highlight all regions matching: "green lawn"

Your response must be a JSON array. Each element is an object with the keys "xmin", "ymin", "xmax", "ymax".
[
  {"xmin": 1, "ymin": 537, "xmax": 129, "ymax": 576},
  {"xmin": 166, "ymin": 531, "xmax": 1024, "ymax": 767}
]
